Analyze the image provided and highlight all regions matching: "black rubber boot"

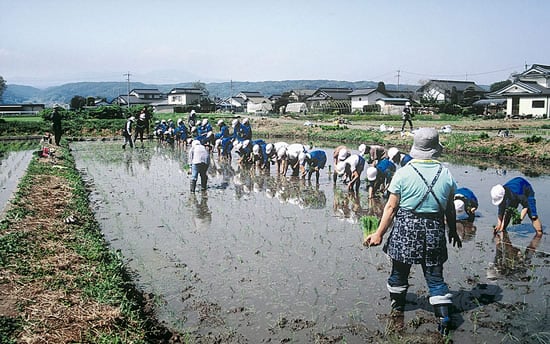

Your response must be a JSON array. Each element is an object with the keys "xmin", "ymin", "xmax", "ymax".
[
  {"xmin": 434, "ymin": 305, "xmax": 450, "ymax": 335},
  {"xmin": 390, "ymin": 292, "xmax": 406, "ymax": 312},
  {"xmin": 201, "ymin": 176, "xmax": 208, "ymax": 191},
  {"xmin": 190, "ymin": 180, "xmax": 196, "ymax": 193}
]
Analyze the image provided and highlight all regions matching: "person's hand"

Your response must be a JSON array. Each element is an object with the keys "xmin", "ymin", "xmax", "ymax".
[
  {"xmin": 448, "ymin": 229, "xmax": 462, "ymax": 248},
  {"xmin": 363, "ymin": 232, "xmax": 382, "ymax": 247}
]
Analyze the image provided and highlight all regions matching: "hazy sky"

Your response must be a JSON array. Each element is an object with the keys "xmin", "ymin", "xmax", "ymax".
[{"xmin": 1, "ymin": 0, "xmax": 548, "ymax": 88}]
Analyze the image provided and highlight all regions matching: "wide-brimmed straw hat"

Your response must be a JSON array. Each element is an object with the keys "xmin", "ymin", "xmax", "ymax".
[{"xmin": 409, "ymin": 128, "xmax": 443, "ymax": 159}]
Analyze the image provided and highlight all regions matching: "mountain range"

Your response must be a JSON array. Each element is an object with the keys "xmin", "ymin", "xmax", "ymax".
[{"xmin": 2, "ymin": 80, "xmax": 420, "ymax": 105}]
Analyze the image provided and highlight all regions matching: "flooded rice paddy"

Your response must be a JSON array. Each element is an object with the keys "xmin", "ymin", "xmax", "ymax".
[{"xmin": 70, "ymin": 141, "xmax": 549, "ymax": 343}]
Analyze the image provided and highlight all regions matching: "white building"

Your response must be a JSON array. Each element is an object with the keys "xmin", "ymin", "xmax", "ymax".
[
  {"xmin": 348, "ymin": 88, "xmax": 390, "ymax": 112},
  {"xmin": 491, "ymin": 64, "xmax": 550, "ymax": 119}
]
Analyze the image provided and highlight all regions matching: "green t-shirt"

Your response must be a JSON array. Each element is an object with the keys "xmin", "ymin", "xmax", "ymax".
[{"xmin": 388, "ymin": 160, "xmax": 456, "ymax": 213}]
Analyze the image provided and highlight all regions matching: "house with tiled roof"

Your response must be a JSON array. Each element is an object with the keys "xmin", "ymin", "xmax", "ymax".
[
  {"xmin": 490, "ymin": 64, "xmax": 550, "ymax": 118},
  {"xmin": 114, "ymin": 88, "xmax": 165, "ymax": 106},
  {"xmin": 167, "ymin": 88, "xmax": 203, "ymax": 105},
  {"xmin": 416, "ymin": 80, "xmax": 485, "ymax": 104},
  {"xmin": 289, "ymin": 89, "xmax": 316, "ymax": 102}
]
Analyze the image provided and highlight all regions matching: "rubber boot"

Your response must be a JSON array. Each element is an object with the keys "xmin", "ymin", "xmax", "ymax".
[
  {"xmin": 434, "ymin": 304, "xmax": 450, "ymax": 335},
  {"xmin": 388, "ymin": 292, "xmax": 406, "ymax": 332},
  {"xmin": 190, "ymin": 180, "xmax": 196, "ymax": 193},
  {"xmin": 390, "ymin": 292, "xmax": 406, "ymax": 312},
  {"xmin": 201, "ymin": 176, "xmax": 208, "ymax": 191}
]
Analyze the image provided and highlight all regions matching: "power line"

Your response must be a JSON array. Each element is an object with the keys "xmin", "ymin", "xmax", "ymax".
[{"xmin": 400, "ymin": 66, "xmax": 523, "ymax": 79}]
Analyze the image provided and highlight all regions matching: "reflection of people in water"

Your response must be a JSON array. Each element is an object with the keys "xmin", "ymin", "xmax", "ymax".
[
  {"xmin": 455, "ymin": 220, "xmax": 477, "ymax": 242},
  {"xmin": 489, "ymin": 230, "xmax": 542, "ymax": 279},
  {"xmin": 189, "ymin": 193, "xmax": 211, "ymax": 230},
  {"xmin": 333, "ymin": 189, "xmax": 368, "ymax": 222}
]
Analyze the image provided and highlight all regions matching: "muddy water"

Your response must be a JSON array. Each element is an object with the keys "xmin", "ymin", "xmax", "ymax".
[
  {"xmin": 0, "ymin": 150, "xmax": 33, "ymax": 217},
  {"xmin": 71, "ymin": 141, "xmax": 549, "ymax": 343}
]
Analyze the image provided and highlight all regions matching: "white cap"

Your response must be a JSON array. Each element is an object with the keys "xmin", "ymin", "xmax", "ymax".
[
  {"xmin": 232, "ymin": 119, "xmax": 239, "ymax": 127},
  {"xmin": 242, "ymin": 139, "xmax": 250, "ymax": 148},
  {"xmin": 298, "ymin": 152, "xmax": 306, "ymax": 163},
  {"xmin": 243, "ymin": 117, "xmax": 249, "ymax": 124},
  {"xmin": 266, "ymin": 143, "xmax": 274, "ymax": 154},
  {"xmin": 191, "ymin": 126, "xmax": 197, "ymax": 132},
  {"xmin": 192, "ymin": 140, "xmax": 201, "ymax": 146},
  {"xmin": 366, "ymin": 166, "xmax": 378, "ymax": 181},
  {"xmin": 387, "ymin": 147, "xmax": 399, "ymax": 160},
  {"xmin": 139, "ymin": 113, "xmax": 146, "ymax": 120},
  {"xmin": 201, "ymin": 118, "xmax": 208, "ymax": 126},
  {"xmin": 491, "ymin": 184, "xmax": 505, "ymax": 205},
  {"xmin": 454, "ymin": 199, "xmax": 465, "ymax": 215},
  {"xmin": 217, "ymin": 119, "xmax": 224, "ymax": 126},
  {"xmin": 358, "ymin": 144, "xmax": 367, "ymax": 155},
  {"xmin": 177, "ymin": 118, "xmax": 182, "ymax": 124},
  {"xmin": 338, "ymin": 148, "xmax": 349, "ymax": 161},
  {"xmin": 253, "ymin": 144, "xmax": 260, "ymax": 155},
  {"xmin": 191, "ymin": 110, "xmax": 196, "ymax": 114},
  {"xmin": 405, "ymin": 102, "xmax": 411, "ymax": 106}
]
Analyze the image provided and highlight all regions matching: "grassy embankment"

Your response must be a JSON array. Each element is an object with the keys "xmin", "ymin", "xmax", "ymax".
[{"xmin": 0, "ymin": 142, "xmax": 175, "ymax": 343}]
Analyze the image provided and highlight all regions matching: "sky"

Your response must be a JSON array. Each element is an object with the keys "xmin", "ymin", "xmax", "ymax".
[{"xmin": 1, "ymin": 0, "xmax": 549, "ymax": 88}]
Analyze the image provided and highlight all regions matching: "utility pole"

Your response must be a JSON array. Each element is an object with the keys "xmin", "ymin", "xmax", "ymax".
[
  {"xmin": 123, "ymin": 71, "xmax": 131, "ymax": 109},
  {"xmin": 396, "ymin": 70, "xmax": 401, "ymax": 91}
]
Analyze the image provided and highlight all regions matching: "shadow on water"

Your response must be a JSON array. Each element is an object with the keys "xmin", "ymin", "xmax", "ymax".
[{"xmin": 69, "ymin": 141, "xmax": 550, "ymax": 343}]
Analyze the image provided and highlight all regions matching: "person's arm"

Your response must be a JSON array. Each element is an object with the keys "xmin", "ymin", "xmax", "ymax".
[
  {"xmin": 348, "ymin": 171, "xmax": 359, "ymax": 191},
  {"xmin": 445, "ymin": 192, "xmax": 462, "ymax": 248},
  {"xmin": 363, "ymin": 193, "xmax": 399, "ymax": 246}
]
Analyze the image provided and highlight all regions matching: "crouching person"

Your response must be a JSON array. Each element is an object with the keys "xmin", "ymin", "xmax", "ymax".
[{"xmin": 188, "ymin": 140, "xmax": 210, "ymax": 192}]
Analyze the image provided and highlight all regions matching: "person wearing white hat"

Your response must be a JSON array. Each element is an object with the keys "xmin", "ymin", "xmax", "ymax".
[
  {"xmin": 188, "ymin": 140, "xmax": 210, "ymax": 192},
  {"xmin": 388, "ymin": 147, "xmax": 413, "ymax": 167},
  {"xmin": 299, "ymin": 150, "xmax": 327, "ymax": 184},
  {"xmin": 251, "ymin": 143, "xmax": 270, "ymax": 169},
  {"xmin": 215, "ymin": 119, "xmax": 230, "ymax": 140},
  {"xmin": 188, "ymin": 109, "xmax": 197, "ymax": 127},
  {"xmin": 401, "ymin": 101, "xmax": 413, "ymax": 132},
  {"xmin": 122, "ymin": 116, "xmax": 135, "ymax": 149},
  {"xmin": 454, "ymin": 187, "xmax": 478, "ymax": 222},
  {"xmin": 491, "ymin": 177, "xmax": 542, "ymax": 235},
  {"xmin": 336, "ymin": 153, "xmax": 365, "ymax": 192},
  {"xmin": 284, "ymin": 143, "xmax": 308, "ymax": 176},
  {"xmin": 366, "ymin": 156, "xmax": 396, "ymax": 199},
  {"xmin": 240, "ymin": 117, "xmax": 252, "ymax": 140},
  {"xmin": 332, "ymin": 145, "xmax": 351, "ymax": 183},
  {"xmin": 175, "ymin": 118, "xmax": 188, "ymax": 147},
  {"xmin": 134, "ymin": 109, "xmax": 147, "ymax": 145},
  {"xmin": 364, "ymin": 127, "xmax": 461, "ymax": 335}
]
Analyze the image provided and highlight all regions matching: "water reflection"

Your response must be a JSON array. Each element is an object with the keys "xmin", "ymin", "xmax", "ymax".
[
  {"xmin": 488, "ymin": 230, "xmax": 543, "ymax": 281},
  {"xmin": 456, "ymin": 220, "xmax": 477, "ymax": 242},
  {"xmin": 188, "ymin": 193, "xmax": 211, "ymax": 231},
  {"xmin": 333, "ymin": 190, "xmax": 376, "ymax": 223}
]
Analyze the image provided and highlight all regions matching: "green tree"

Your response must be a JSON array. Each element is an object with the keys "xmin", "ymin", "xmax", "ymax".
[
  {"xmin": 376, "ymin": 81, "xmax": 386, "ymax": 93},
  {"xmin": 490, "ymin": 80, "xmax": 512, "ymax": 92},
  {"xmin": 70, "ymin": 95, "xmax": 86, "ymax": 110},
  {"xmin": 0, "ymin": 76, "xmax": 6, "ymax": 103}
]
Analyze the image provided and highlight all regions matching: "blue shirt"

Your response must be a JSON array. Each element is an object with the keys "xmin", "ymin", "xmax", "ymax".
[
  {"xmin": 376, "ymin": 158, "xmax": 396, "ymax": 178},
  {"xmin": 455, "ymin": 187, "xmax": 478, "ymax": 208},
  {"xmin": 306, "ymin": 150, "xmax": 327, "ymax": 169},
  {"xmin": 498, "ymin": 177, "xmax": 535, "ymax": 216}
]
